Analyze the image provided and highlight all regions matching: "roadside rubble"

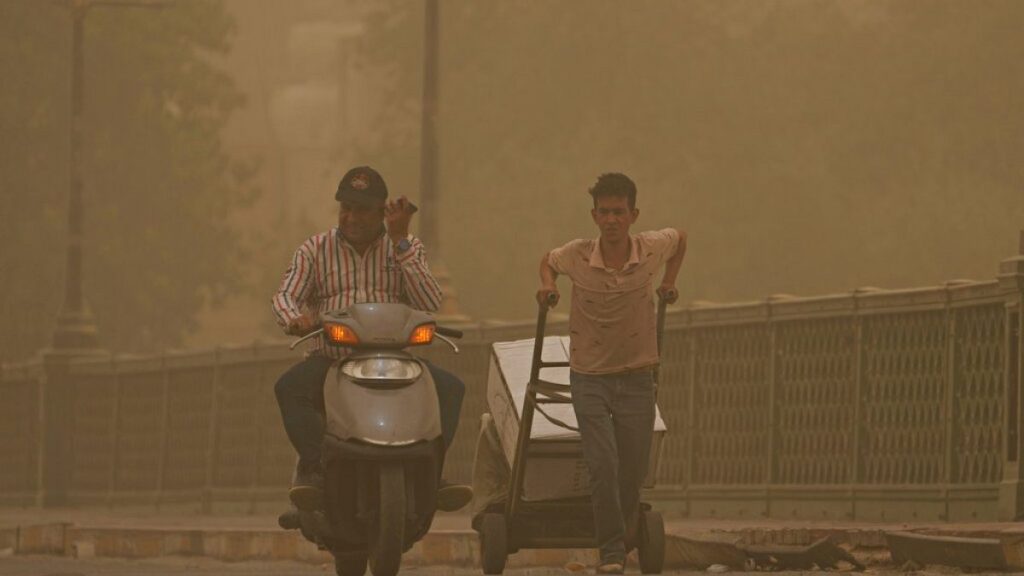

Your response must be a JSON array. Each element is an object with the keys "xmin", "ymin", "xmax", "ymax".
[
  {"xmin": 885, "ymin": 531, "xmax": 1013, "ymax": 572},
  {"xmin": 670, "ymin": 529, "xmax": 1024, "ymax": 573}
]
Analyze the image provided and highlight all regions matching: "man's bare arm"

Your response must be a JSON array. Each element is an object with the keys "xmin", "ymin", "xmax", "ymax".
[
  {"xmin": 536, "ymin": 252, "xmax": 561, "ymax": 307},
  {"xmin": 657, "ymin": 229, "xmax": 688, "ymax": 304}
]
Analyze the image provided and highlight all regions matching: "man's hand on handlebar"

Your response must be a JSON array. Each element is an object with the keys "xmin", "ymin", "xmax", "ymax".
[
  {"xmin": 536, "ymin": 287, "xmax": 560, "ymax": 308},
  {"xmin": 656, "ymin": 284, "xmax": 679, "ymax": 304},
  {"xmin": 286, "ymin": 314, "xmax": 317, "ymax": 336}
]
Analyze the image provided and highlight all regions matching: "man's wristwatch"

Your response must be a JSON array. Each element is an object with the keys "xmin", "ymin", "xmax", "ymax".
[{"xmin": 395, "ymin": 236, "xmax": 412, "ymax": 254}]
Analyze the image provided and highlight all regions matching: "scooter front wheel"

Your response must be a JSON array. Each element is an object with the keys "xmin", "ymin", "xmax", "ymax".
[
  {"xmin": 368, "ymin": 462, "xmax": 406, "ymax": 576},
  {"xmin": 334, "ymin": 550, "xmax": 367, "ymax": 576}
]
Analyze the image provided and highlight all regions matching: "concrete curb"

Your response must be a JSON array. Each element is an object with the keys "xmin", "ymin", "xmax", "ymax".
[
  {"xmin": 10, "ymin": 522, "xmax": 1023, "ymax": 568},
  {"xmin": 2, "ymin": 522, "xmax": 895, "ymax": 567},
  {"xmin": 4, "ymin": 523, "xmax": 598, "ymax": 567}
]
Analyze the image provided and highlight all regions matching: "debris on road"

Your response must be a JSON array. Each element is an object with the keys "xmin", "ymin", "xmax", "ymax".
[
  {"xmin": 885, "ymin": 531, "xmax": 1008, "ymax": 572},
  {"xmin": 670, "ymin": 534, "xmax": 865, "ymax": 571},
  {"xmin": 738, "ymin": 537, "xmax": 865, "ymax": 571}
]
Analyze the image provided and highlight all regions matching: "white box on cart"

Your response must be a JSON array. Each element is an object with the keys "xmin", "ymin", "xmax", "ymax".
[{"xmin": 486, "ymin": 336, "xmax": 667, "ymax": 502}]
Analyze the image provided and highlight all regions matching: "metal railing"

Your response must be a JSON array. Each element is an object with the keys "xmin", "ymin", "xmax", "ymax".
[
  {"xmin": 652, "ymin": 276, "xmax": 1021, "ymax": 521},
  {"xmin": 2, "ymin": 252, "xmax": 1022, "ymax": 521}
]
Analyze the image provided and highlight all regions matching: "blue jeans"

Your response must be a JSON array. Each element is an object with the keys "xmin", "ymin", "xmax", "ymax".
[
  {"xmin": 570, "ymin": 368, "xmax": 657, "ymax": 565},
  {"xmin": 275, "ymin": 355, "xmax": 465, "ymax": 466}
]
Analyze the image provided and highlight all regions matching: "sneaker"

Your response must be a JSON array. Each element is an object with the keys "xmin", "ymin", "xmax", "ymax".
[
  {"xmin": 277, "ymin": 507, "xmax": 301, "ymax": 530},
  {"xmin": 288, "ymin": 461, "xmax": 324, "ymax": 511},
  {"xmin": 596, "ymin": 562, "xmax": 624, "ymax": 575},
  {"xmin": 436, "ymin": 479, "xmax": 473, "ymax": 512}
]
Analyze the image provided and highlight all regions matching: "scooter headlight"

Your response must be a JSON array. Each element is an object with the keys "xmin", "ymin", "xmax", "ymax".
[{"xmin": 341, "ymin": 357, "xmax": 423, "ymax": 383}]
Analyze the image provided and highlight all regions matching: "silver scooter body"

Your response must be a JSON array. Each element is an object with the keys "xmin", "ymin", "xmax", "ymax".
[
  {"xmin": 319, "ymin": 302, "xmax": 443, "ymax": 448},
  {"xmin": 323, "ymin": 351, "xmax": 441, "ymax": 447}
]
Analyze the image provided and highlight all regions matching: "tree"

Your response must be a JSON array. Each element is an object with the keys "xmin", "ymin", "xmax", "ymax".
[{"xmin": 0, "ymin": 0, "xmax": 255, "ymax": 362}]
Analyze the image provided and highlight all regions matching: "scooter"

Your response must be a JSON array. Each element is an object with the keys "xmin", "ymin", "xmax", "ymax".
[{"xmin": 281, "ymin": 302, "xmax": 463, "ymax": 576}]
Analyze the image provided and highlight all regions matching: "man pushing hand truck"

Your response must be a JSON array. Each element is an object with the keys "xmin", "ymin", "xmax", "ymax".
[{"xmin": 474, "ymin": 173, "xmax": 687, "ymax": 575}]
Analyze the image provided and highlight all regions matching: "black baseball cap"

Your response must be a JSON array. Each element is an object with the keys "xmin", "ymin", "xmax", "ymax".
[{"xmin": 335, "ymin": 166, "xmax": 388, "ymax": 204}]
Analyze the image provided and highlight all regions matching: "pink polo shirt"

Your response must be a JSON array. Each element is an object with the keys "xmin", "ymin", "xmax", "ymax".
[{"xmin": 548, "ymin": 228, "xmax": 681, "ymax": 375}]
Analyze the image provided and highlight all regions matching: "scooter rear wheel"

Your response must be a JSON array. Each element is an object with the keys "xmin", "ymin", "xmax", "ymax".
[{"xmin": 368, "ymin": 462, "xmax": 406, "ymax": 576}]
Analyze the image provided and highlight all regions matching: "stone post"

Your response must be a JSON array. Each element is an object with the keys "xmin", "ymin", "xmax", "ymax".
[{"xmin": 997, "ymin": 231, "xmax": 1024, "ymax": 520}]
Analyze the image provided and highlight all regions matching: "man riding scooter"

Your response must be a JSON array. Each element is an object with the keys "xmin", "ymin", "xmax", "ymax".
[{"xmin": 272, "ymin": 166, "xmax": 473, "ymax": 513}]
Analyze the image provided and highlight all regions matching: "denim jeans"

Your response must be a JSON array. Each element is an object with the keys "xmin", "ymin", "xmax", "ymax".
[
  {"xmin": 274, "ymin": 355, "xmax": 465, "ymax": 466},
  {"xmin": 570, "ymin": 368, "xmax": 657, "ymax": 565}
]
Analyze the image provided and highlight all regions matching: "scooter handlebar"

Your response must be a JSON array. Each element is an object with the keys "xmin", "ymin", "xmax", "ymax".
[
  {"xmin": 289, "ymin": 327, "xmax": 324, "ymax": 350},
  {"xmin": 436, "ymin": 326, "xmax": 463, "ymax": 339}
]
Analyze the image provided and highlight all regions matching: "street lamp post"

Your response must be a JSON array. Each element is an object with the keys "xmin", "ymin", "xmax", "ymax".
[
  {"xmin": 42, "ymin": 0, "xmax": 166, "ymax": 507},
  {"xmin": 52, "ymin": 0, "xmax": 97, "ymax": 352},
  {"xmin": 419, "ymin": 0, "xmax": 440, "ymax": 254},
  {"xmin": 53, "ymin": 0, "xmax": 166, "ymax": 352},
  {"xmin": 419, "ymin": 0, "xmax": 466, "ymax": 320}
]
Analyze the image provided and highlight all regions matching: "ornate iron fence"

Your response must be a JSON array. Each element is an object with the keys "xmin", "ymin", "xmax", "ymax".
[
  {"xmin": 2, "ymin": 253, "xmax": 1022, "ymax": 521},
  {"xmin": 0, "ymin": 362, "xmax": 42, "ymax": 506},
  {"xmin": 655, "ymin": 273, "xmax": 1023, "ymax": 522}
]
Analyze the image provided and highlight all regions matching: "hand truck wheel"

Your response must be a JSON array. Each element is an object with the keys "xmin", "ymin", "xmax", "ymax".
[
  {"xmin": 637, "ymin": 509, "xmax": 665, "ymax": 574},
  {"xmin": 479, "ymin": 512, "xmax": 509, "ymax": 575}
]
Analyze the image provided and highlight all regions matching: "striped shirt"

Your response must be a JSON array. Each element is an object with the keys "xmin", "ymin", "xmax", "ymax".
[{"xmin": 272, "ymin": 227, "xmax": 443, "ymax": 358}]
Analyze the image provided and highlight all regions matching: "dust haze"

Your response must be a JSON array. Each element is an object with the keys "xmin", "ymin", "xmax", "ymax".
[{"xmin": 2, "ymin": 0, "xmax": 1023, "ymax": 360}]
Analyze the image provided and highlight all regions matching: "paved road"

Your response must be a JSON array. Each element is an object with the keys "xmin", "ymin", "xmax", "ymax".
[
  {"xmin": 0, "ymin": 557, "xmax": 644, "ymax": 576},
  {"xmin": 1, "ymin": 556, "xmax": 327, "ymax": 576},
  {"xmin": 0, "ymin": 557, "xmax": 604, "ymax": 576},
  {"xmin": 0, "ymin": 556, "xmax": 1000, "ymax": 576}
]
